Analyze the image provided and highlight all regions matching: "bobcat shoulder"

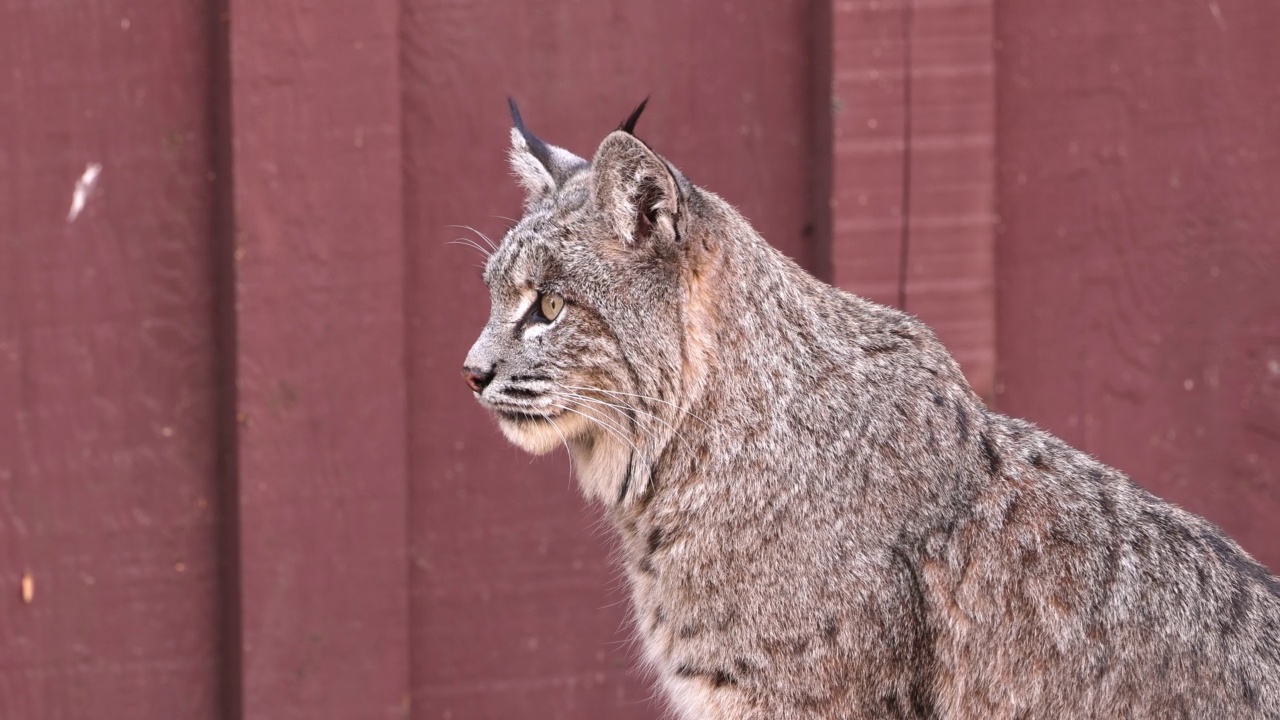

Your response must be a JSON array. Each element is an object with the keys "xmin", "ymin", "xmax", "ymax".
[{"xmin": 463, "ymin": 100, "xmax": 1280, "ymax": 719}]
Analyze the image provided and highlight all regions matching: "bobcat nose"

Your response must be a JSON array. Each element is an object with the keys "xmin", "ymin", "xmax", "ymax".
[{"xmin": 462, "ymin": 365, "xmax": 496, "ymax": 393}]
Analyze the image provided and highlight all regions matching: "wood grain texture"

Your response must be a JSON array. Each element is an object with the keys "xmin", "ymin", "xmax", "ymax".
[
  {"xmin": 828, "ymin": 0, "xmax": 996, "ymax": 398},
  {"xmin": 0, "ymin": 1, "xmax": 223, "ymax": 717},
  {"xmin": 830, "ymin": 0, "xmax": 910, "ymax": 306},
  {"xmin": 226, "ymin": 1, "xmax": 410, "ymax": 718},
  {"xmin": 995, "ymin": 0, "xmax": 1280, "ymax": 570},
  {"xmin": 901, "ymin": 0, "xmax": 995, "ymax": 400},
  {"xmin": 401, "ymin": 1, "xmax": 818, "ymax": 717}
]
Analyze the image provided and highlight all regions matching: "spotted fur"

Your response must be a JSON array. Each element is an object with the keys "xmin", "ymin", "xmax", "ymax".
[{"xmin": 463, "ymin": 102, "xmax": 1280, "ymax": 719}]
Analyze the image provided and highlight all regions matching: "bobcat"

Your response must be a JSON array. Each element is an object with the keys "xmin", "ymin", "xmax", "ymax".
[{"xmin": 462, "ymin": 99, "xmax": 1280, "ymax": 719}]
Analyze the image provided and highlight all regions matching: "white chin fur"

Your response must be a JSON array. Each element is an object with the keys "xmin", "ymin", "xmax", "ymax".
[
  {"xmin": 497, "ymin": 412, "xmax": 585, "ymax": 455},
  {"xmin": 494, "ymin": 410, "xmax": 631, "ymax": 503}
]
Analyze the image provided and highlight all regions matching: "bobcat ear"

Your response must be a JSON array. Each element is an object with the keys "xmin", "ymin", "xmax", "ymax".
[
  {"xmin": 507, "ymin": 98, "xmax": 587, "ymax": 208},
  {"xmin": 591, "ymin": 130, "xmax": 681, "ymax": 249}
]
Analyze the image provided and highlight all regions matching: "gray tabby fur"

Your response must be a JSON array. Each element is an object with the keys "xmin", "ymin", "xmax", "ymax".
[{"xmin": 463, "ymin": 103, "xmax": 1280, "ymax": 719}]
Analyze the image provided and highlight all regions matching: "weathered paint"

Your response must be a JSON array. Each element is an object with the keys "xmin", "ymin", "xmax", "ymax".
[
  {"xmin": 995, "ymin": 0, "xmax": 1280, "ymax": 569},
  {"xmin": 826, "ymin": 0, "xmax": 996, "ymax": 398},
  {"xmin": 226, "ymin": 1, "xmax": 411, "ymax": 719},
  {"xmin": 0, "ymin": 2, "xmax": 223, "ymax": 717},
  {"xmin": 0, "ymin": 1, "xmax": 1275, "ymax": 718}
]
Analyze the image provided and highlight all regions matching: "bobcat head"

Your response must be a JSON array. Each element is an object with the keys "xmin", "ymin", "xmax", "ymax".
[{"xmin": 462, "ymin": 100, "xmax": 714, "ymax": 503}]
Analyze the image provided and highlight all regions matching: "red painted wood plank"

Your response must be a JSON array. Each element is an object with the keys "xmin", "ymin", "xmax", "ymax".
[
  {"xmin": 995, "ymin": 0, "xmax": 1280, "ymax": 569},
  {"xmin": 829, "ymin": 0, "xmax": 910, "ymax": 307},
  {"xmin": 0, "ymin": 2, "xmax": 223, "ymax": 718},
  {"xmin": 827, "ymin": 0, "xmax": 996, "ymax": 398},
  {"xmin": 902, "ymin": 0, "xmax": 996, "ymax": 399},
  {"xmin": 402, "ymin": 1, "xmax": 818, "ymax": 716},
  {"xmin": 226, "ymin": 2, "xmax": 410, "ymax": 718}
]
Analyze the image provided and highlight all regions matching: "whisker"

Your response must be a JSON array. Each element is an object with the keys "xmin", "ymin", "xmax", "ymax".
[
  {"xmin": 471, "ymin": 226, "xmax": 499, "ymax": 251},
  {"xmin": 446, "ymin": 238, "xmax": 492, "ymax": 258},
  {"xmin": 552, "ymin": 402, "xmax": 631, "ymax": 449},
  {"xmin": 546, "ymin": 415, "xmax": 575, "ymax": 490},
  {"xmin": 567, "ymin": 402, "xmax": 640, "ymax": 450},
  {"xmin": 446, "ymin": 238, "xmax": 489, "ymax": 255},
  {"xmin": 563, "ymin": 394, "xmax": 666, "ymax": 447},
  {"xmin": 555, "ymin": 388, "xmax": 676, "ymax": 444},
  {"xmin": 550, "ymin": 403, "xmax": 638, "ymax": 454},
  {"xmin": 560, "ymin": 384, "xmax": 713, "ymax": 429},
  {"xmin": 447, "ymin": 224, "xmax": 500, "ymax": 252}
]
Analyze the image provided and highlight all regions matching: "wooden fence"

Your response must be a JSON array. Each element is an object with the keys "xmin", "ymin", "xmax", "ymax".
[{"xmin": 1, "ymin": 0, "xmax": 1276, "ymax": 717}]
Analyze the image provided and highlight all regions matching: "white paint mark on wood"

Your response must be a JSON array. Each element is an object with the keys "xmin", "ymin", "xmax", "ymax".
[
  {"xmin": 67, "ymin": 162, "xmax": 103, "ymax": 222},
  {"xmin": 1208, "ymin": 1, "xmax": 1226, "ymax": 32}
]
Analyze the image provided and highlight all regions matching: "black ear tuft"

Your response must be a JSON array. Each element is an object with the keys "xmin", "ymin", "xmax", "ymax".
[
  {"xmin": 619, "ymin": 96, "xmax": 650, "ymax": 135},
  {"xmin": 508, "ymin": 96, "xmax": 554, "ymax": 171},
  {"xmin": 507, "ymin": 96, "xmax": 526, "ymax": 130}
]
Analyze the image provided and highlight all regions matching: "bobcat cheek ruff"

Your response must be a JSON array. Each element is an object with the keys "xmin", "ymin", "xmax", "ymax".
[{"xmin": 462, "ymin": 100, "xmax": 1280, "ymax": 720}]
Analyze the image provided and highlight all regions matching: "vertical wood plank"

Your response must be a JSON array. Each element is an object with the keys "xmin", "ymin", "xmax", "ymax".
[
  {"xmin": 810, "ymin": 0, "xmax": 836, "ymax": 284},
  {"xmin": 901, "ymin": 0, "xmax": 996, "ymax": 399},
  {"xmin": 0, "ymin": 2, "xmax": 224, "ymax": 718},
  {"xmin": 226, "ymin": 2, "xmax": 410, "ymax": 718},
  {"xmin": 829, "ymin": 0, "xmax": 910, "ymax": 307},
  {"xmin": 995, "ymin": 0, "xmax": 1280, "ymax": 570},
  {"xmin": 826, "ymin": 0, "xmax": 996, "ymax": 397}
]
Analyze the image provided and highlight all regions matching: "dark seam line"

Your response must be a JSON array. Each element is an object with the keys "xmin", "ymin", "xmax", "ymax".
[{"xmin": 897, "ymin": 0, "xmax": 915, "ymax": 312}]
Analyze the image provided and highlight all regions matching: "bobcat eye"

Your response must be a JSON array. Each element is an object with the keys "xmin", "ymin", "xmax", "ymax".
[{"xmin": 539, "ymin": 292, "xmax": 564, "ymax": 322}]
